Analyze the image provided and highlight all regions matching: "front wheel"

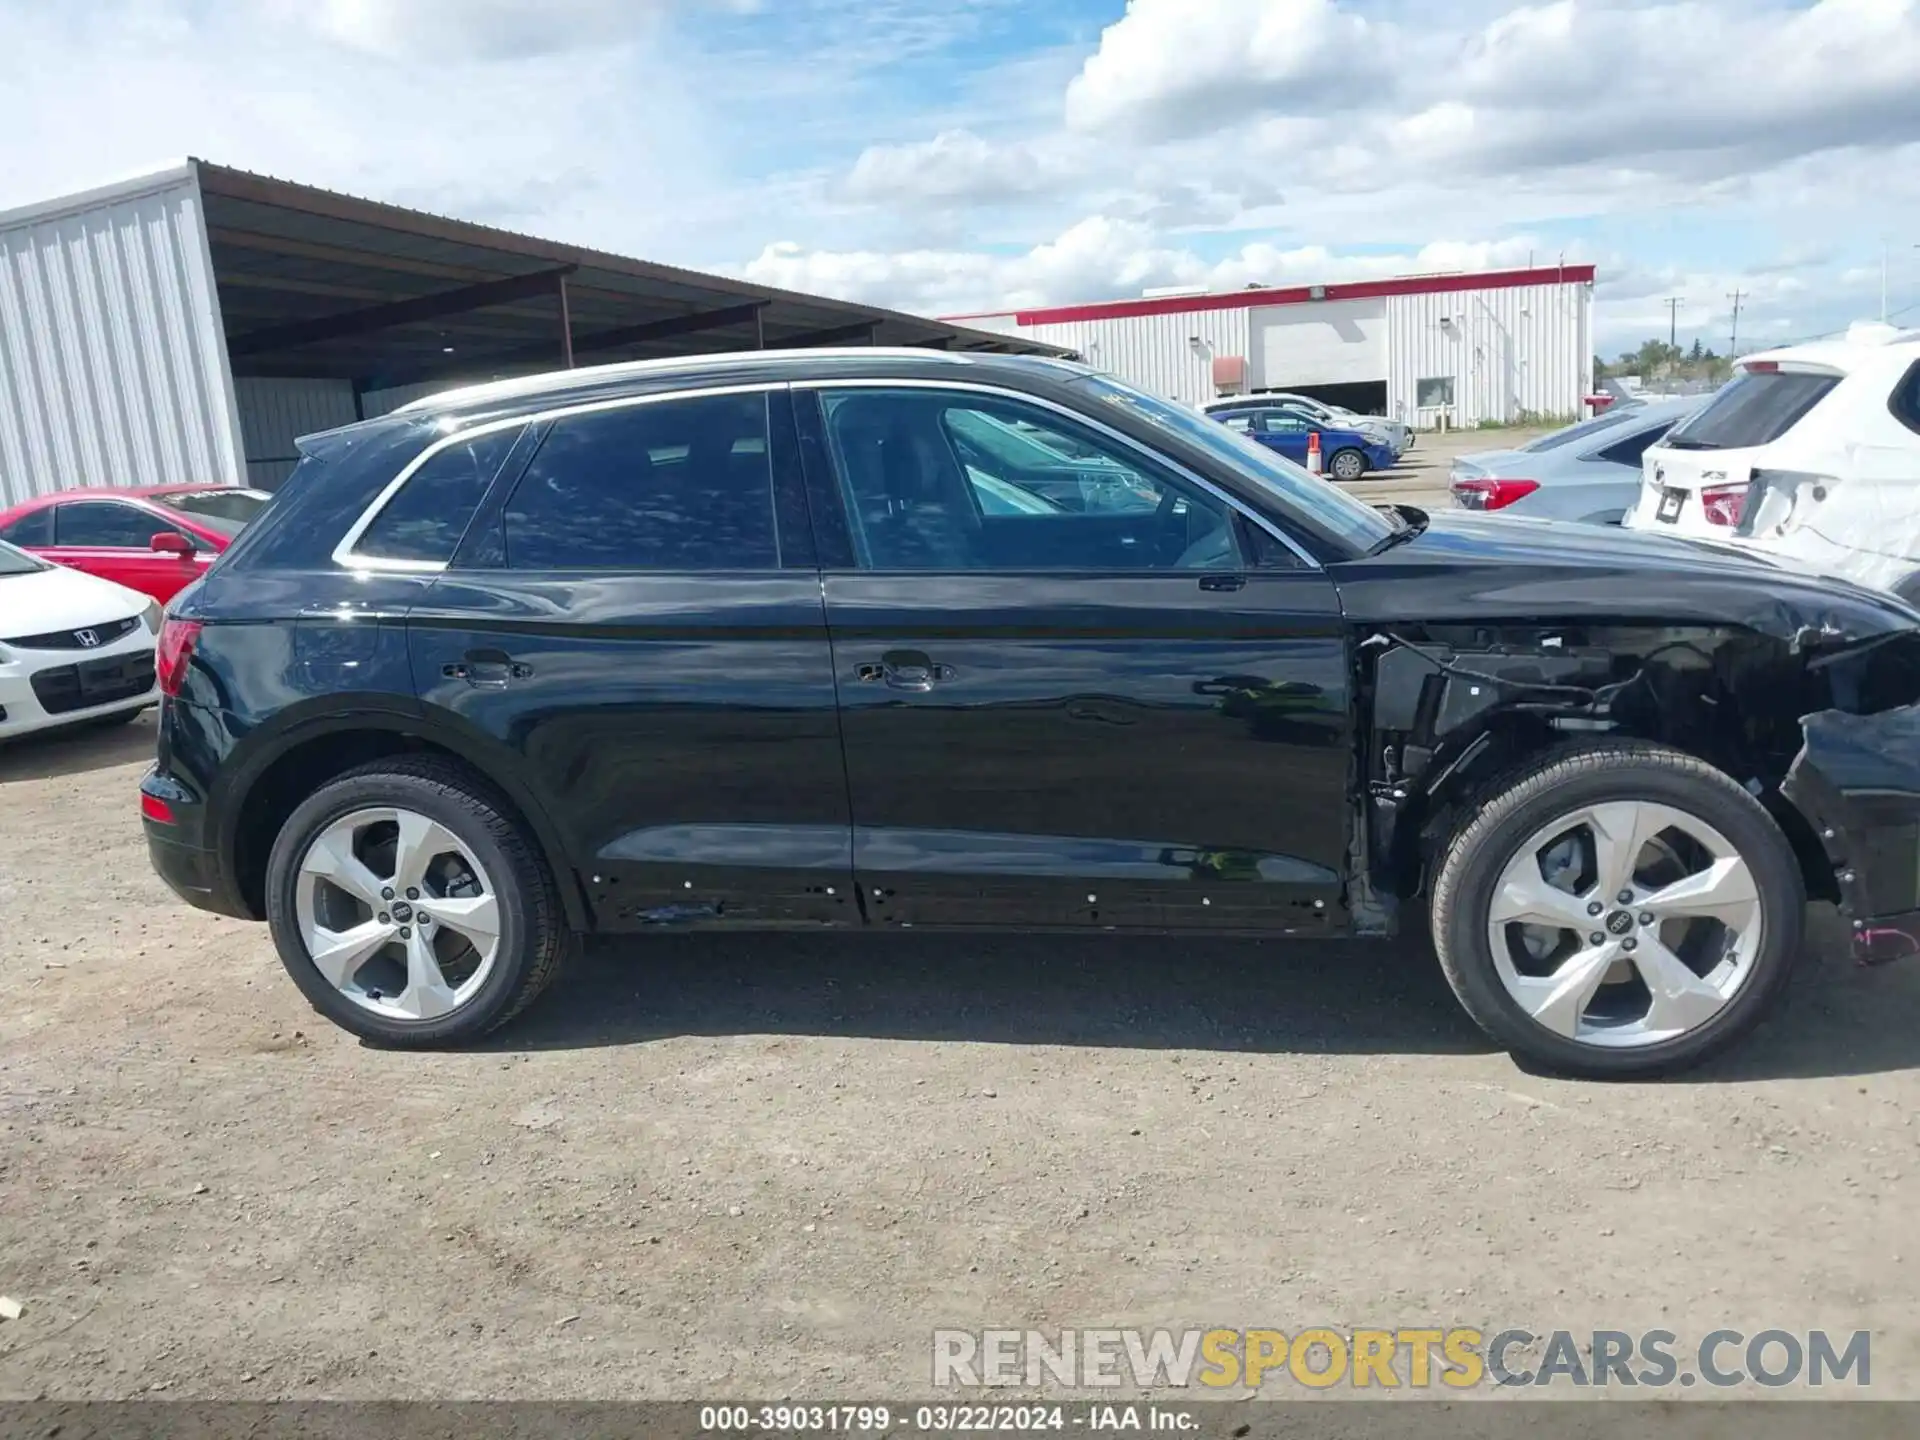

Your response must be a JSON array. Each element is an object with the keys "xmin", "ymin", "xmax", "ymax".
[
  {"xmin": 1328, "ymin": 448, "xmax": 1368, "ymax": 481},
  {"xmin": 265, "ymin": 756, "xmax": 569, "ymax": 1046},
  {"xmin": 1430, "ymin": 742, "xmax": 1804, "ymax": 1077}
]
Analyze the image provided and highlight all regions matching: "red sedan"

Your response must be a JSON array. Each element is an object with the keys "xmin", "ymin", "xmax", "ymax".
[{"xmin": 0, "ymin": 484, "xmax": 272, "ymax": 604}]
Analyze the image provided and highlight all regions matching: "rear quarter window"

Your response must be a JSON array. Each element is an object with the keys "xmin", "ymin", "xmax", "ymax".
[
  {"xmin": 1891, "ymin": 360, "xmax": 1920, "ymax": 437},
  {"xmin": 355, "ymin": 427, "xmax": 522, "ymax": 564},
  {"xmin": 1662, "ymin": 371, "xmax": 1839, "ymax": 450}
]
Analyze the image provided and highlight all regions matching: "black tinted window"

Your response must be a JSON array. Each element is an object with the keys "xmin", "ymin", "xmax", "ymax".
[
  {"xmin": 1891, "ymin": 361, "xmax": 1920, "ymax": 437},
  {"xmin": 822, "ymin": 388, "xmax": 1245, "ymax": 573},
  {"xmin": 360, "ymin": 429, "xmax": 518, "ymax": 563},
  {"xmin": 1664, "ymin": 371, "xmax": 1838, "ymax": 450},
  {"xmin": 0, "ymin": 509, "xmax": 53, "ymax": 546},
  {"xmin": 55, "ymin": 501, "xmax": 176, "ymax": 548},
  {"xmin": 504, "ymin": 393, "xmax": 777, "ymax": 571},
  {"xmin": 1594, "ymin": 421, "xmax": 1676, "ymax": 468}
]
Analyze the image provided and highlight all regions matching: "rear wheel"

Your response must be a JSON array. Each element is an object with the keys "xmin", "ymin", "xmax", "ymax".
[
  {"xmin": 265, "ymin": 757, "xmax": 568, "ymax": 1046},
  {"xmin": 1430, "ymin": 742, "xmax": 1803, "ymax": 1077},
  {"xmin": 1328, "ymin": 448, "xmax": 1367, "ymax": 481}
]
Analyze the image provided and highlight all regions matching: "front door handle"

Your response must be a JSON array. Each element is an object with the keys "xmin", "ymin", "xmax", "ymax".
[
  {"xmin": 1198, "ymin": 574, "xmax": 1246, "ymax": 592},
  {"xmin": 444, "ymin": 648, "xmax": 532, "ymax": 688},
  {"xmin": 858, "ymin": 650, "xmax": 953, "ymax": 691}
]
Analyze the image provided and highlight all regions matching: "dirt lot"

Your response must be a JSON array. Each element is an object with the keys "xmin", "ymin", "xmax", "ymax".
[{"xmin": 5, "ymin": 548, "xmax": 1920, "ymax": 1402}]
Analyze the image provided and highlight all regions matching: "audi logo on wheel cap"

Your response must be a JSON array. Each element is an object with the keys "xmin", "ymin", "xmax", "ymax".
[{"xmin": 74, "ymin": 628, "xmax": 100, "ymax": 648}]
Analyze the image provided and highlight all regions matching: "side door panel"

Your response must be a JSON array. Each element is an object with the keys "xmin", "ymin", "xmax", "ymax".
[
  {"xmin": 822, "ymin": 571, "xmax": 1350, "ymax": 932},
  {"xmin": 406, "ymin": 386, "xmax": 856, "ymax": 931},
  {"xmin": 797, "ymin": 384, "xmax": 1352, "ymax": 934}
]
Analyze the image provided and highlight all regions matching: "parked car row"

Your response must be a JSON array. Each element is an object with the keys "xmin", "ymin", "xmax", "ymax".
[
  {"xmin": 1201, "ymin": 393, "xmax": 1412, "ymax": 461},
  {"xmin": 0, "ymin": 484, "xmax": 273, "ymax": 741},
  {"xmin": 1439, "ymin": 325, "xmax": 1920, "ymax": 604}
]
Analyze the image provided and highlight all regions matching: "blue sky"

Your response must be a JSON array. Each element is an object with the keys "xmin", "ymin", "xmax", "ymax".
[{"xmin": 2, "ymin": 0, "xmax": 1916, "ymax": 352}]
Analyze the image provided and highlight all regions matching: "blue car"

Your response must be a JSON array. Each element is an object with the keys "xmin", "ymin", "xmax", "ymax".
[{"xmin": 1212, "ymin": 406, "xmax": 1396, "ymax": 480}]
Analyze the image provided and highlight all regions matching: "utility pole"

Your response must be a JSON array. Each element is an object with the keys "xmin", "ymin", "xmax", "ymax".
[
  {"xmin": 1727, "ymin": 289, "xmax": 1746, "ymax": 356},
  {"xmin": 1664, "ymin": 296, "xmax": 1682, "ymax": 350}
]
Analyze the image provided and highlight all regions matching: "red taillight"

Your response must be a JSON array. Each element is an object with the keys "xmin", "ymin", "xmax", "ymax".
[
  {"xmin": 1451, "ymin": 477, "xmax": 1540, "ymax": 511},
  {"xmin": 1700, "ymin": 484, "xmax": 1747, "ymax": 527},
  {"xmin": 141, "ymin": 792, "xmax": 175, "ymax": 825},
  {"xmin": 155, "ymin": 618, "xmax": 202, "ymax": 698},
  {"xmin": 1743, "ymin": 360, "xmax": 1779, "ymax": 373}
]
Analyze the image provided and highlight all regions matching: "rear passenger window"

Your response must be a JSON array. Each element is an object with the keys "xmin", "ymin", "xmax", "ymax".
[
  {"xmin": 502, "ymin": 392, "xmax": 778, "ymax": 571},
  {"xmin": 0, "ymin": 509, "xmax": 53, "ymax": 546},
  {"xmin": 1891, "ymin": 361, "xmax": 1920, "ymax": 437},
  {"xmin": 358, "ymin": 428, "xmax": 519, "ymax": 563},
  {"xmin": 1594, "ymin": 423, "xmax": 1674, "ymax": 468}
]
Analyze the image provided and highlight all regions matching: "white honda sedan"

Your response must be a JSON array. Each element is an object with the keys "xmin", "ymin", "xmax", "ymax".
[{"xmin": 0, "ymin": 539, "xmax": 161, "ymax": 741}]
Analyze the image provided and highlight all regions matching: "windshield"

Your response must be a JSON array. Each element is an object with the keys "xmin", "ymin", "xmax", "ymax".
[
  {"xmin": 1520, "ymin": 406, "xmax": 1643, "ymax": 453},
  {"xmin": 1662, "ymin": 371, "xmax": 1838, "ymax": 451},
  {"xmin": 154, "ymin": 487, "xmax": 272, "ymax": 535},
  {"xmin": 0, "ymin": 537, "xmax": 46, "ymax": 577},
  {"xmin": 1072, "ymin": 374, "xmax": 1397, "ymax": 553}
]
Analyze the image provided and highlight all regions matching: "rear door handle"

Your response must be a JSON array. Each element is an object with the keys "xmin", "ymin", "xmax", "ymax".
[
  {"xmin": 444, "ymin": 649, "xmax": 532, "ymax": 687},
  {"xmin": 858, "ymin": 650, "xmax": 953, "ymax": 691}
]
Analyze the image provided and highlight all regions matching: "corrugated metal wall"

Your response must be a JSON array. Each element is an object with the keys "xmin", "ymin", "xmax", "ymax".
[
  {"xmin": 1022, "ymin": 307, "xmax": 1252, "ymax": 408},
  {"xmin": 1386, "ymin": 280, "xmax": 1591, "ymax": 429},
  {"xmin": 231, "ymin": 376, "xmax": 358, "ymax": 488},
  {"xmin": 0, "ymin": 169, "xmax": 242, "ymax": 505},
  {"xmin": 997, "ymin": 277, "xmax": 1593, "ymax": 426}
]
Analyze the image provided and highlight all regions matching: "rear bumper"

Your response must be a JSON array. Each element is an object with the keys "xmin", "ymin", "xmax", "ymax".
[
  {"xmin": 141, "ymin": 766, "xmax": 256, "ymax": 921},
  {"xmin": 1781, "ymin": 702, "xmax": 1920, "ymax": 965}
]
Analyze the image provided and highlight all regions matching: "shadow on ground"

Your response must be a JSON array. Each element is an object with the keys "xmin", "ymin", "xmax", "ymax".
[
  {"xmin": 0, "ymin": 708, "xmax": 155, "ymax": 783},
  {"xmin": 485, "ymin": 904, "xmax": 1920, "ymax": 1081},
  {"xmin": 493, "ymin": 929, "xmax": 1489, "ymax": 1059}
]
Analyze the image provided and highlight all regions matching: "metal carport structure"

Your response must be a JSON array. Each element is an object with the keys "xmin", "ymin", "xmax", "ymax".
[{"xmin": 0, "ymin": 159, "xmax": 1062, "ymax": 500}]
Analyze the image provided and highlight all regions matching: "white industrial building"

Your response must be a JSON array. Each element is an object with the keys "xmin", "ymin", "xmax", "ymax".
[
  {"xmin": 945, "ymin": 264, "xmax": 1598, "ymax": 427},
  {"xmin": 0, "ymin": 160, "xmax": 1056, "ymax": 506}
]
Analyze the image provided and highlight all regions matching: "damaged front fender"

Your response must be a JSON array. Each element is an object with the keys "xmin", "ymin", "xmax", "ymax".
[{"xmin": 1783, "ymin": 702, "xmax": 1920, "ymax": 965}]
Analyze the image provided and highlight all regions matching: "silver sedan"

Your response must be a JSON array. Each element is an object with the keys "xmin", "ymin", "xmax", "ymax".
[{"xmin": 1449, "ymin": 396, "xmax": 1703, "ymax": 524}]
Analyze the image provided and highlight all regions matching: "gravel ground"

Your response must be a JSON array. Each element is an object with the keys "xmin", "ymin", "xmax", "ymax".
[{"xmin": 5, "ymin": 529, "xmax": 1919, "ymax": 1403}]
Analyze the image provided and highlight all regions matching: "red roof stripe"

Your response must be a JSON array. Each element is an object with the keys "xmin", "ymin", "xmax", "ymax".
[{"xmin": 942, "ymin": 264, "xmax": 1597, "ymax": 328}]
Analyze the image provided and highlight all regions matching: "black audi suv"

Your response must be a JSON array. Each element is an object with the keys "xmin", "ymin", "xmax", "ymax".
[{"xmin": 142, "ymin": 349, "xmax": 1920, "ymax": 1075}]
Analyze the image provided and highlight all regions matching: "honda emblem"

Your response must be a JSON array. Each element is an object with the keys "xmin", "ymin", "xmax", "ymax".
[{"xmin": 75, "ymin": 628, "xmax": 100, "ymax": 648}]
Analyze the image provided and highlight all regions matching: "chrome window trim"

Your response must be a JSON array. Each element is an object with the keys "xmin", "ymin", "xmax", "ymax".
[
  {"xmin": 332, "ymin": 382, "xmax": 790, "ymax": 574},
  {"xmin": 795, "ymin": 376, "xmax": 1324, "ymax": 571}
]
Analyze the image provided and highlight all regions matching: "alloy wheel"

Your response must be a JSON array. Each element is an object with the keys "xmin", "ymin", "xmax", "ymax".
[
  {"xmin": 1331, "ymin": 451, "xmax": 1365, "ymax": 480},
  {"xmin": 293, "ymin": 806, "xmax": 501, "ymax": 1021},
  {"xmin": 1485, "ymin": 800, "xmax": 1764, "ymax": 1048}
]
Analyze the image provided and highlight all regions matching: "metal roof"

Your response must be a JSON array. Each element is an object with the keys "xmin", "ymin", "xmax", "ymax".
[
  {"xmin": 945, "ymin": 264, "xmax": 1600, "ymax": 328},
  {"xmin": 187, "ymin": 160, "xmax": 1064, "ymax": 386}
]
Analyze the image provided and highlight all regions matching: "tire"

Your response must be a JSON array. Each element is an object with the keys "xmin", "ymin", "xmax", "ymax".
[
  {"xmin": 1328, "ymin": 448, "xmax": 1368, "ymax": 481},
  {"xmin": 1430, "ymin": 741, "xmax": 1804, "ymax": 1078},
  {"xmin": 265, "ymin": 755, "xmax": 570, "ymax": 1047}
]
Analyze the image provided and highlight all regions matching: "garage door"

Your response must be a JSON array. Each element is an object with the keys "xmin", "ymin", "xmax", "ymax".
[{"xmin": 1250, "ymin": 299, "xmax": 1386, "ymax": 388}]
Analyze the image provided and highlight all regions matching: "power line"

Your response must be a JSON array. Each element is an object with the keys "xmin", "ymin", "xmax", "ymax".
[{"xmin": 1727, "ymin": 289, "xmax": 1746, "ymax": 356}]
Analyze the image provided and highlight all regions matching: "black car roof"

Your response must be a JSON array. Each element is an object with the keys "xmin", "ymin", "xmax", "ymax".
[{"xmin": 387, "ymin": 348, "xmax": 1100, "ymax": 428}]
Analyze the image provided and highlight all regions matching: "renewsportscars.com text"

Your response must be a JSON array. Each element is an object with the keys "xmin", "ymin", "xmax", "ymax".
[{"xmin": 932, "ymin": 1327, "xmax": 1872, "ymax": 1390}]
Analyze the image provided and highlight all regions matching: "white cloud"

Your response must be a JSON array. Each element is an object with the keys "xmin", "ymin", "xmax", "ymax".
[
  {"xmin": 1064, "ymin": 0, "xmax": 1389, "ymax": 137},
  {"xmin": 744, "ymin": 222, "xmax": 1556, "ymax": 316},
  {"xmin": 0, "ymin": 0, "xmax": 1916, "ymax": 353}
]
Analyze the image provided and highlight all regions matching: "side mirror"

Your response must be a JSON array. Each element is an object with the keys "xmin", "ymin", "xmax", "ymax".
[{"xmin": 150, "ymin": 532, "xmax": 195, "ymax": 557}]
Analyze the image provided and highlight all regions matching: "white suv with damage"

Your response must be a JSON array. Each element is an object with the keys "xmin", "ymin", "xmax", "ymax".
[{"xmin": 1625, "ymin": 324, "xmax": 1920, "ymax": 598}]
